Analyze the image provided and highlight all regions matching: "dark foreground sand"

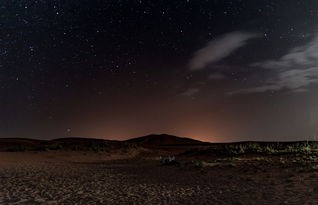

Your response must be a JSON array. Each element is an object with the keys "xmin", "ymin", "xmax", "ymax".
[{"xmin": 1, "ymin": 152, "xmax": 318, "ymax": 205}]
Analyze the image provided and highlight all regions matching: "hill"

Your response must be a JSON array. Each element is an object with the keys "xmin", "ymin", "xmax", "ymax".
[
  {"xmin": 0, "ymin": 135, "xmax": 209, "ymax": 152},
  {"xmin": 125, "ymin": 134, "xmax": 209, "ymax": 147},
  {"xmin": 0, "ymin": 137, "xmax": 119, "ymax": 152}
]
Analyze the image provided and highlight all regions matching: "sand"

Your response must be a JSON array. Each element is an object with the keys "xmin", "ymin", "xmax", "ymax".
[{"xmin": 1, "ymin": 152, "xmax": 318, "ymax": 204}]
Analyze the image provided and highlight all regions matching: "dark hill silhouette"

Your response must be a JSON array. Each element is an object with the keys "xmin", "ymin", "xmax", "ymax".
[
  {"xmin": 0, "ymin": 138, "xmax": 46, "ymax": 151},
  {"xmin": 0, "ymin": 136, "xmax": 317, "ymax": 156},
  {"xmin": 125, "ymin": 134, "xmax": 209, "ymax": 146},
  {"xmin": 0, "ymin": 135, "xmax": 209, "ymax": 151},
  {"xmin": 0, "ymin": 137, "xmax": 119, "ymax": 152}
]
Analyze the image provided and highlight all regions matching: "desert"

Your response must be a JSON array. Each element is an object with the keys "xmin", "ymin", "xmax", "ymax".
[{"xmin": 1, "ymin": 135, "xmax": 318, "ymax": 204}]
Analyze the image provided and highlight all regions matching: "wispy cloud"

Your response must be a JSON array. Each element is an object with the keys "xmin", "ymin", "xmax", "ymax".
[
  {"xmin": 181, "ymin": 88, "xmax": 200, "ymax": 97},
  {"xmin": 189, "ymin": 31, "xmax": 260, "ymax": 71},
  {"xmin": 252, "ymin": 34, "xmax": 318, "ymax": 69},
  {"xmin": 230, "ymin": 67, "xmax": 318, "ymax": 94},
  {"xmin": 209, "ymin": 73, "xmax": 226, "ymax": 80},
  {"xmin": 232, "ymin": 33, "xmax": 318, "ymax": 94}
]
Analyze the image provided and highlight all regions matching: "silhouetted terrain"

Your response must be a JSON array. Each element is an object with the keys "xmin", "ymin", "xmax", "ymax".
[
  {"xmin": 0, "ymin": 137, "xmax": 119, "ymax": 152},
  {"xmin": 1, "ymin": 135, "xmax": 318, "ymax": 156},
  {"xmin": 125, "ymin": 134, "xmax": 209, "ymax": 146},
  {"xmin": 0, "ymin": 134, "xmax": 209, "ymax": 152}
]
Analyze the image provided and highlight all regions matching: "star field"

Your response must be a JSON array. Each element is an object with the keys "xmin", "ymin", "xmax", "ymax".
[{"xmin": 1, "ymin": 0, "xmax": 318, "ymax": 141}]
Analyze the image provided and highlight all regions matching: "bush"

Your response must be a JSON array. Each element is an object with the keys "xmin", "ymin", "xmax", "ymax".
[{"xmin": 160, "ymin": 156, "xmax": 180, "ymax": 166}]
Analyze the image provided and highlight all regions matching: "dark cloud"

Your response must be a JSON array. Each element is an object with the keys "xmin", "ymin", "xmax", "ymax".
[
  {"xmin": 231, "ymin": 33, "xmax": 318, "ymax": 94},
  {"xmin": 209, "ymin": 73, "xmax": 226, "ymax": 80},
  {"xmin": 181, "ymin": 88, "xmax": 200, "ymax": 97}
]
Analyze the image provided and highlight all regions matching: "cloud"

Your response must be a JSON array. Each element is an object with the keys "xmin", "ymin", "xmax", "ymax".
[
  {"xmin": 181, "ymin": 88, "xmax": 200, "ymax": 97},
  {"xmin": 231, "ymin": 33, "xmax": 318, "ymax": 94},
  {"xmin": 209, "ymin": 73, "xmax": 226, "ymax": 80},
  {"xmin": 189, "ymin": 31, "xmax": 260, "ymax": 70},
  {"xmin": 252, "ymin": 34, "xmax": 318, "ymax": 69},
  {"xmin": 230, "ymin": 67, "xmax": 318, "ymax": 94}
]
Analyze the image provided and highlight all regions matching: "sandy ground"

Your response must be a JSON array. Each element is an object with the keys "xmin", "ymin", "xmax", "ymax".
[{"xmin": 1, "ymin": 152, "xmax": 318, "ymax": 204}]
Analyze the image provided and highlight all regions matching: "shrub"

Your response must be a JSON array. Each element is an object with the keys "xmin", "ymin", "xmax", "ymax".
[{"xmin": 160, "ymin": 156, "xmax": 179, "ymax": 166}]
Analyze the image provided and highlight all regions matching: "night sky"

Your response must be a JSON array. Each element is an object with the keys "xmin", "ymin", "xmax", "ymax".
[{"xmin": 1, "ymin": 0, "xmax": 318, "ymax": 142}]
